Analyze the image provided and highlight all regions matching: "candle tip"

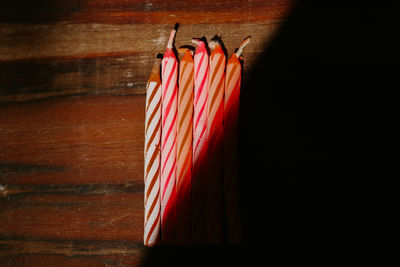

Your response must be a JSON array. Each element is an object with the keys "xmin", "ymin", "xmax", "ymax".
[
  {"xmin": 191, "ymin": 38, "xmax": 200, "ymax": 45},
  {"xmin": 209, "ymin": 35, "xmax": 222, "ymax": 50},
  {"xmin": 208, "ymin": 41, "xmax": 216, "ymax": 50},
  {"xmin": 174, "ymin": 23, "xmax": 179, "ymax": 31},
  {"xmin": 178, "ymin": 45, "xmax": 194, "ymax": 55},
  {"xmin": 235, "ymin": 36, "xmax": 251, "ymax": 57},
  {"xmin": 191, "ymin": 37, "xmax": 205, "ymax": 46},
  {"xmin": 167, "ymin": 29, "xmax": 177, "ymax": 49},
  {"xmin": 210, "ymin": 35, "xmax": 222, "ymax": 44}
]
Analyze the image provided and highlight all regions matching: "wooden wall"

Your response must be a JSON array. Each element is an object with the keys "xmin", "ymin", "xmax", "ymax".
[{"xmin": 0, "ymin": 0, "xmax": 295, "ymax": 266}]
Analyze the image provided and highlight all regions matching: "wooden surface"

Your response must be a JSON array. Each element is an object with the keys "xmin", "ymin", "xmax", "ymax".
[
  {"xmin": 2, "ymin": 0, "xmax": 397, "ymax": 265},
  {"xmin": 0, "ymin": 0, "xmax": 295, "ymax": 266}
]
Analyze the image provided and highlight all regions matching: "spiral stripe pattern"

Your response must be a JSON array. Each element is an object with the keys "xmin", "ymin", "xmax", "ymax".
[
  {"xmin": 192, "ymin": 41, "xmax": 209, "ymax": 243},
  {"xmin": 176, "ymin": 50, "xmax": 194, "ymax": 244},
  {"xmin": 224, "ymin": 54, "xmax": 242, "ymax": 244},
  {"xmin": 161, "ymin": 49, "xmax": 178, "ymax": 244},
  {"xmin": 144, "ymin": 72, "xmax": 162, "ymax": 246},
  {"xmin": 206, "ymin": 45, "xmax": 225, "ymax": 243}
]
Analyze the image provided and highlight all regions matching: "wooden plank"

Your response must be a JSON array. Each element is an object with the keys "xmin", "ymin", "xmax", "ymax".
[
  {"xmin": 0, "ymin": 254, "xmax": 143, "ymax": 267},
  {"xmin": 0, "ymin": 22, "xmax": 278, "ymax": 61},
  {"xmin": 0, "ymin": 51, "xmax": 260, "ymax": 103},
  {"xmin": 0, "ymin": 96, "xmax": 145, "ymax": 185},
  {"xmin": 0, "ymin": 52, "xmax": 148, "ymax": 102},
  {"xmin": 0, "ymin": 241, "xmax": 144, "ymax": 266},
  {"xmin": 0, "ymin": 22, "xmax": 273, "ymax": 102},
  {"xmin": 0, "ymin": 0, "xmax": 294, "ymax": 24},
  {"xmin": 0, "ymin": 95, "xmax": 148, "ymax": 264},
  {"xmin": 0, "ymin": 183, "xmax": 143, "ymax": 197},
  {"xmin": 0, "ymin": 8, "xmax": 287, "ymax": 103},
  {"xmin": 0, "ymin": 192, "xmax": 143, "ymax": 241}
]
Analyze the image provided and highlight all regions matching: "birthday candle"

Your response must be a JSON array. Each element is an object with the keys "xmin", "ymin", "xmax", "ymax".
[
  {"xmin": 160, "ymin": 27, "xmax": 178, "ymax": 244},
  {"xmin": 191, "ymin": 38, "xmax": 209, "ymax": 244},
  {"xmin": 176, "ymin": 48, "xmax": 194, "ymax": 245},
  {"xmin": 144, "ymin": 54, "xmax": 162, "ymax": 246},
  {"xmin": 224, "ymin": 36, "xmax": 251, "ymax": 244},
  {"xmin": 206, "ymin": 38, "xmax": 226, "ymax": 244}
]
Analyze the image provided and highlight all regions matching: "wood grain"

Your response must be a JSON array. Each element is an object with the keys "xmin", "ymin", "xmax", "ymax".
[
  {"xmin": 0, "ymin": 0, "xmax": 295, "ymax": 265},
  {"xmin": 0, "ymin": 23, "xmax": 278, "ymax": 103},
  {"xmin": 0, "ymin": 96, "xmax": 147, "ymax": 265},
  {"xmin": 0, "ymin": 96, "xmax": 145, "ymax": 185},
  {"xmin": 0, "ymin": 0, "xmax": 294, "ymax": 24},
  {"xmin": 0, "ymin": 192, "xmax": 143, "ymax": 240},
  {"xmin": 0, "ymin": 53, "xmax": 146, "ymax": 102},
  {"xmin": 1, "ymin": 241, "xmax": 144, "ymax": 266},
  {"xmin": 0, "ymin": 23, "xmax": 278, "ymax": 61}
]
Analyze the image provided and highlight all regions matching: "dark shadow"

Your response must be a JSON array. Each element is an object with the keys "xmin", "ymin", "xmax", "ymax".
[
  {"xmin": 0, "ymin": 0, "xmax": 84, "ymax": 23},
  {"xmin": 144, "ymin": 0, "xmax": 400, "ymax": 265},
  {"xmin": 0, "ymin": 1, "xmax": 89, "ymax": 102},
  {"xmin": 178, "ymin": 45, "xmax": 195, "ymax": 52},
  {"xmin": 237, "ymin": 0, "xmax": 400, "ymax": 258}
]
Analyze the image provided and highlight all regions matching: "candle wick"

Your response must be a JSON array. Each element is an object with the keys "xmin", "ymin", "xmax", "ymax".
[
  {"xmin": 167, "ymin": 29, "xmax": 176, "ymax": 49},
  {"xmin": 191, "ymin": 39, "xmax": 200, "ymax": 46},
  {"xmin": 235, "ymin": 36, "xmax": 251, "ymax": 57},
  {"xmin": 177, "ymin": 47, "xmax": 192, "ymax": 55},
  {"xmin": 209, "ymin": 41, "xmax": 217, "ymax": 50}
]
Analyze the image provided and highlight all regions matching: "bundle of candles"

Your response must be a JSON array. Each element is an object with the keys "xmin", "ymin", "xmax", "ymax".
[{"xmin": 144, "ymin": 24, "xmax": 250, "ymax": 246}]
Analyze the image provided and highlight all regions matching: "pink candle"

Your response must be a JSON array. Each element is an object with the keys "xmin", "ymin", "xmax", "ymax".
[
  {"xmin": 160, "ymin": 27, "xmax": 178, "ymax": 244},
  {"xmin": 206, "ymin": 38, "xmax": 226, "ymax": 244},
  {"xmin": 224, "ymin": 36, "xmax": 250, "ymax": 244},
  {"xmin": 191, "ymin": 38, "xmax": 209, "ymax": 244}
]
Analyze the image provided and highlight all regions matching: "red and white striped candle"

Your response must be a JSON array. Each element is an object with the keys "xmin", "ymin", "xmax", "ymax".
[
  {"xmin": 176, "ymin": 48, "xmax": 194, "ymax": 245},
  {"xmin": 144, "ymin": 54, "xmax": 162, "ymax": 246},
  {"xmin": 191, "ymin": 38, "xmax": 209, "ymax": 244},
  {"xmin": 206, "ymin": 38, "xmax": 226, "ymax": 244},
  {"xmin": 160, "ymin": 28, "xmax": 178, "ymax": 244},
  {"xmin": 224, "ymin": 36, "xmax": 251, "ymax": 244}
]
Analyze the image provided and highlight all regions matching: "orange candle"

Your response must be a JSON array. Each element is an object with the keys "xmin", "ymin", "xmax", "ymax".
[
  {"xmin": 144, "ymin": 54, "xmax": 163, "ymax": 246},
  {"xmin": 176, "ymin": 48, "xmax": 194, "ymax": 245},
  {"xmin": 224, "ymin": 36, "xmax": 250, "ymax": 244}
]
